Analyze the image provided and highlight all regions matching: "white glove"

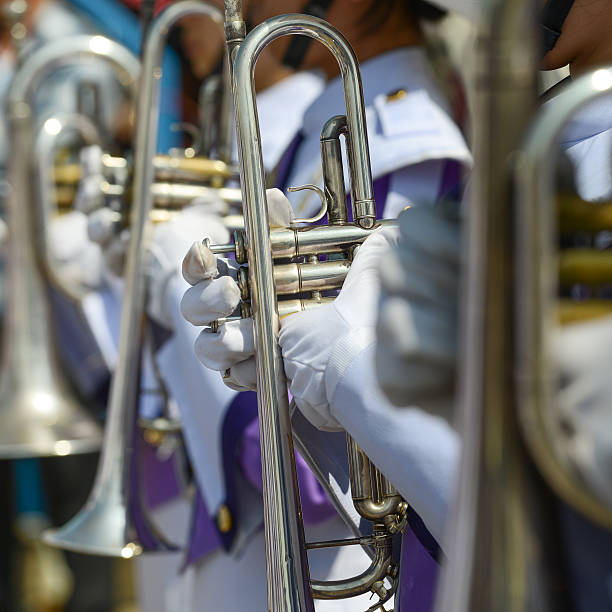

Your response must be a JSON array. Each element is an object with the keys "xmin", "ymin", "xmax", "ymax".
[
  {"xmin": 147, "ymin": 204, "xmax": 229, "ymax": 328},
  {"xmin": 376, "ymin": 206, "xmax": 459, "ymax": 407},
  {"xmin": 180, "ymin": 188, "xmax": 294, "ymax": 391},
  {"xmin": 88, "ymin": 183, "xmax": 232, "ymax": 280},
  {"xmin": 554, "ymin": 316, "xmax": 612, "ymax": 508},
  {"xmin": 74, "ymin": 145, "xmax": 105, "ymax": 214},
  {"xmin": 87, "ymin": 207, "xmax": 126, "ymax": 278},
  {"xmin": 48, "ymin": 210, "xmax": 104, "ymax": 289},
  {"xmin": 279, "ymin": 226, "xmax": 399, "ymax": 430}
]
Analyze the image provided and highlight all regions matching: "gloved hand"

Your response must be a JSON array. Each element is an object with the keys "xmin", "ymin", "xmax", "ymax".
[
  {"xmin": 87, "ymin": 188, "xmax": 230, "ymax": 280},
  {"xmin": 279, "ymin": 226, "xmax": 399, "ymax": 430},
  {"xmin": 73, "ymin": 144, "xmax": 105, "ymax": 214},
  {"xmin": 181, "ymin": 188, "xmax": 293, "ymax": 392},
  {"xmin": 181, "ymin": 187, "xmax": 401, "ymax": 430},
  {"xmin": 147, "ymin": 204, "xmax": 229, "ymax": 328},
  {"xmin": 376, "ymin": 205, "xmax": 460, "ymax": 408},
  {"xmin": 554, "ymin": 316, "xmax": 612, "ymax": 508},
  {"xmin": 48, "ymin": 210, "xmax": 104, "ymax": 289}
]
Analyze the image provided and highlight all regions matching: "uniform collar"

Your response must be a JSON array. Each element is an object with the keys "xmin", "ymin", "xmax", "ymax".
[
  {"xmin": 301, "ymin": 47, "xmax": 448, "ymax": 136},
  {"xmin": 257, "ymin": 68, "xmax": 325, "ymax": 109}
]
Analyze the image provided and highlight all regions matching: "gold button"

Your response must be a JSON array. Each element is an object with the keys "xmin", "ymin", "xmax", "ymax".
[
  {"xmin": 216, "ymin": 505, "xmax": 232, "ymax": 533},
  {"xmin": 386, "ymin": 88, "xmax": 407, "ymax": 103},
  {"xmin": 142, "ymin": 428, "xmax": 165, "ymax": 447}
]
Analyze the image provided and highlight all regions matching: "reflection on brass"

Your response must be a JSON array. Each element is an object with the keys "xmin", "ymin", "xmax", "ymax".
[
  {"xmin": 53, "ymin": 162, "xmax": 81, "ymax": 184},
  {"xmin": 558, "ymin": 299, "xmax": 612, "ymax": 325},
  {"xmin": 558, "ymin": 192, "xmax": 612, "ymax": 233},
  {"xmin": 53, "ymin": 153, "xmax": 238, "ymax": 186},
  {"xmin": 559, "ymin": 249, "xmax": 612, "ymax": 287}
]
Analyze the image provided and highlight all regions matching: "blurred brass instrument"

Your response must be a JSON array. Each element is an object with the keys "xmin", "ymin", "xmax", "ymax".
[
  {"xmin": 53, "ymin": 151, "xmax": 242, "ymax": 230},
  {"xmin": 35, "ymin": 112, "xmax": 102, "ymax": 301},
  {"xmin": 514, "ymin": 68, "xmax": 612, "ymax": 528},
  {"xmin": 0, "ymin": 36, "xmax": 139, "ymax": 458},
  {"xmin": 206, "ymin": 4, "xmax": 407, "ymax": 609},
  {"xmin": 43, "ymin": 0, "xmax": 229, "ymax": 558},
  {"xmin": 434, "ymin": 1, "xmax": 612, "ymax": 611}
]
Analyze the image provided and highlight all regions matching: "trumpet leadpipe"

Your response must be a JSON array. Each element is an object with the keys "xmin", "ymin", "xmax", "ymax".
[
  {"xmin": 52, "ymin": 181, "xmax": 242, "ymax": 211},
  {"xmin": 152, "ymin": 154, "xmax": 239, "ymax": 183},
  {"xmin": 53, "ymin": 153, "xmax": 239, "ymax": 186},
  {"xmin": 212, "ymin": 218, "xmax": 396, "ymax": 264},
  {"xmin": 150, "ymin": 182, "xmax": 242, "ymax": 208}
]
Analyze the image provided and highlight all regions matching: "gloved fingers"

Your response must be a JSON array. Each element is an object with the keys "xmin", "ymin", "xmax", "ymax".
[
  {"xmin": 79, "ymin": 144, "xmax": 104, "ymax": 175},
  {"xmin": 223, "ymin": 357, "xmax": 257, "ymax": 391},
  {"xmin": 180, "ymin": 275, "xmax": 241, "ymax": 325},
  {"xmin": 182, "ymin": 240, "xmax": 239, "ymax": 286},
  {"xmin": 380, "ymin": 246, "xmax": 458, "ymax": 306},
  {"xmin": 267, "ymin": 188, "xmax": 295, "ymax": 228},
  {"xmin": 48, "ymin": 211, "xmax": 89, "ymax": 262},
  {"xmin": 377, "ymin": 296, "xmax": 456, "ymax": 374},
  {"xmin": 334, "ymin": 227, "xmax": 400, "ymax": 322},
  {"xmin": 88, "ymin": 207, "xmax": 121, "ymax": 246},
  {"xmin": 398, "ymin": 205, "xmax": 460, "ymax": 265},
  {"xmin": 74, "ymin": 176, "xmax": 105, "ymax": 214},
  {"xmin": 193, "ymin": 318, "xmax": 255, "ymax": 371}
]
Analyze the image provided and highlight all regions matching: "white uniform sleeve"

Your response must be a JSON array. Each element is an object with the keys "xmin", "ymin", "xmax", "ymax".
[{"xmin": 325, "ymin": 335, "xmax": 459, "ymax": 543}]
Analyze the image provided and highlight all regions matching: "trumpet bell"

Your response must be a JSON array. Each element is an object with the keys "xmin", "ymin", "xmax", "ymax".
[
  {"xmin": 43, "ymin": 475, "xmax": 177, "ymax": 557},
  {"xmin": 0, "ymin": 371, "xmax": 102, "ymax": 458}
]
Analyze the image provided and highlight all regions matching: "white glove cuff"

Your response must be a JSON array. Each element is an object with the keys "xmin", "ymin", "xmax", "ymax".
[{"xmin": 325, "ymin": 326, "xmax": 376, "ymax": 407}]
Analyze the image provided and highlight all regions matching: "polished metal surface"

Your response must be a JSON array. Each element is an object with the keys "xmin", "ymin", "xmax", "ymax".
[
  {"xmin": 44, "ymin": 2, "xmax": 224, "ymax": 557},
  {"xmin": 0, "ymin": 35, "xmax": 139, "ymax": 459},
  {"xmin": 223, "ymin": 10, "xmax": 406, "ymax": 610},
  {"xmin": 213, "ymin": 218, "xmax": 396, "ymax": 264},
  {"xmin": 514, "ymin": 67, "xmax": 612, "ymax": 528},
  {"xmin": 433, "ymin": 0, "xmax": 571, "ymax": 610}
]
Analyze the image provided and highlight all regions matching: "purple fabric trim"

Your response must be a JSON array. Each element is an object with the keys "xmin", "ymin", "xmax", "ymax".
[
  {"xmin": 436, "ymin": 159, "xmax": 462, "ymax": 202},
  {"xmin": 399, "ymin": 526, "xmax": 439, "ymax": 612},
  {"xmin": 275, "ymin": 131, "xmax": 305, "ymax": 191},
  {"xmin": 127, "ymin": 420, "xmax": 178, "ymax": 552},
  {"xmin": 138, "ymin": 434, "xmax": 182, "ymax": 509},
  {"xmin": 183, "ymin": 488, "xmax": 223, "ymax": 568},
  {"xmin": 216, "ymin": 391, "xmax": 259, "ymax": 551},
  {"xmin": 240, "ymin": 416, "xmax": 336, "ymax": 525}
]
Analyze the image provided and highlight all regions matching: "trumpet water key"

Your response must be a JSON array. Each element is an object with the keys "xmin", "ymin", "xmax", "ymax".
[
  {"xmin": 0, "ymin": 35, "xmax": 139, "ymax": 458},
  {"xmin": 215, "ymin": 5, "xmax": 406, "ymax": 609}
]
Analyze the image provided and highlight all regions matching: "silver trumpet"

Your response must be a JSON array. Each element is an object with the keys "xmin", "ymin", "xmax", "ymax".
[
  {"xmin": 210, "ymin": 4, "xmax": 407, "ymax": 609},
  {"xmin": 43, "ymin": 0, "xmax": 227, "ymax": 557},
  {"xmin": 434, "ymin": 1, "xmax": 612, "ymax": 611},
  {"xmin": 0, "ymin": 36, "xmax": 139, "ymax": 459}
]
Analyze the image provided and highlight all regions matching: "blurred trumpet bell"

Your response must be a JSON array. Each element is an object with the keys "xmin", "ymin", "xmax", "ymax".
[{"xmin": 0, "ymin": 364, "xmax": 101, "ymax": 458}]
